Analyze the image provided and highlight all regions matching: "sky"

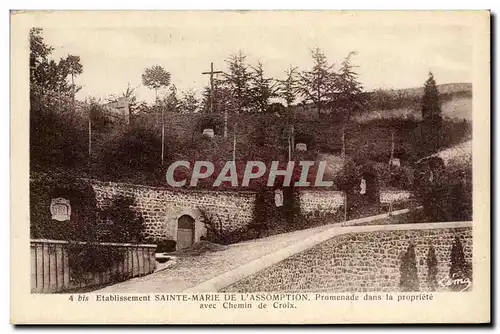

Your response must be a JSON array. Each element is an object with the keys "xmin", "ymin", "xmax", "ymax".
[{"xmin": 39, "ymin": 12, "xmax": 474, "ymax": 104}]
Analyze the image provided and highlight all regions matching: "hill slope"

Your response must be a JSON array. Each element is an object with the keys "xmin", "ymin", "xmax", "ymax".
[{"xmin": 353, "ymin": 82, "xmax": 472, "ymax": 123}]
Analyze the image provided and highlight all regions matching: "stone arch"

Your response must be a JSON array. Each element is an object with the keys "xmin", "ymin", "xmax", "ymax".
[{"xmin": 165, "ymin": 207, "xmax": 207, "ymax": 250}]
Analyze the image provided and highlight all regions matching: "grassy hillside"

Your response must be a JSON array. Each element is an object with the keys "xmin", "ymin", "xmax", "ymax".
[
  {"xmin": 354, "ymin": 83, "xmax": 472, "ymax": 123},
  {"xmin": 31, "ymin": 82, "xmax": 472, "ymax": 190},
  {"xmin": 383, "ymin": 83, "xmax": 472, "ymax": 97}
]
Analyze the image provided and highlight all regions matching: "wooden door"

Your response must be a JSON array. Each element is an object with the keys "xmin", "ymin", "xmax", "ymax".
[{"xmin": 177, "ymin": 215, "xmax": 195, "ymax": 250}]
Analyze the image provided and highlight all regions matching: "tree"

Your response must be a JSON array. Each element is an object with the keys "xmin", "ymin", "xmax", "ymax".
[
  {"xmin": 421, "ymin": 72, "xmax": 443, "ymax": 154},
  {"xmin": 222, "ymin": 51, "xmax": 252, "ymax": 113},
  {"xmin": 400, "ymin": 243, "xmax": 420, "ymax": 291},
  {"xmin": 276, "ymin": 66, "xmax": 299, "ymax": 160},
  {"xmin": 249, "ymin": 62, "xmax": 276, "ymax": 113},
  {"xmin": 30, "ymin": 28, "xmax": 84, "ymax": 98},
  {"xmin": 59, "ymin": 54, "xmax": 83, "ymax": 101},
  {"xmin": 422, "ymin": 72, "xmax": 441, "ymax": 120},
  {"xmin": 277, "ymin": 66, "xmax": 299, "ymax": 111},
  {"xmin": 298, "ymin": 48, "xmax": 335, "ymax": 115},
  {"xmin": 179, "ymin": 89, "xmax": 199, "ymax": 114},
  {"xmin": 334, "ymin": 52, "xmax": 364, "ymax": 159},
  {"xmin": 201, "ymin": 79, "xmax": 234, "ymax": 114},
  {"xmin": 201, "ymin": 86, "xmax": 212, "ymax": 113},
  {"xmin": 142, "ymin": 65, "xmax": 171, "ymax": 164},
  {"xmin": 334, "ymin": 52, "xmax": 364, "ymax": 122},
  {"xmin": 426, "ymin": 245, "xmax": 438, "ymax": 291},
  {"xmin": 141, "ymin": 65, "xmax": 171, "ymax": 102},
  {"xmin": 30, "ymin": 28, "xmax": 54, "ymax": 92},
  {"xmin": 163, "ymin": 85, "xmax": 180, "ymax": 113},
  {"xmin": 29, "ymin": 28, "xmax": 87, "ymax": 172}
]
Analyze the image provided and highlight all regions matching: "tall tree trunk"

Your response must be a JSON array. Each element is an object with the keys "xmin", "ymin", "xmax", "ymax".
[
  {"xmin": 223, "ymin": 108, "xmax": 228, "ymax": 139},
  {"xmin": 341, "ymin": 122, "xmax": 345, "ymax": 163},
  {"xmin": 71, "ymin": 72, "xmax": 75, "ymax": 109},
  {"xmin": 232, "ymin": 122, "xmax": 237, "ymax": 163}
]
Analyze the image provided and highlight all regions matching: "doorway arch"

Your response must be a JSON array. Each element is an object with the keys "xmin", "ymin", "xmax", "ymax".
[{"xmin": 177, "ymin": 214, "xmax": 195, "ymax": 250}]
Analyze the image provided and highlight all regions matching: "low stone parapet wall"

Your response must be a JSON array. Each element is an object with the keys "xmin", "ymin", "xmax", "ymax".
[{"xmin": 183, "ymin": 216, "xmax": 472, "ymax": 293}]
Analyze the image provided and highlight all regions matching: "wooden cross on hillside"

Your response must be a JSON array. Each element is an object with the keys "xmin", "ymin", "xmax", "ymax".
[{"xmin": 202, "ymin": 62, "xmax": 223, "ymax": 114}]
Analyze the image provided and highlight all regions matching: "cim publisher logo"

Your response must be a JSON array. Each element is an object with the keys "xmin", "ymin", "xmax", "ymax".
[{"xmin": 165, "ymin": 160, "xmax": 334, "ymax": 188}]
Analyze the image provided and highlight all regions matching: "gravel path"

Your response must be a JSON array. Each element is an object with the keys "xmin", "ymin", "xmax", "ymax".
[{"xmin": 95, "ymin": 223, "xmax": 337, "ymax": 293}]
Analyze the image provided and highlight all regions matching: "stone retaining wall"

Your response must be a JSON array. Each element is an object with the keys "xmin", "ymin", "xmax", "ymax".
[
  {"xmin": 221, "ymin": 222, "xmax": 472, "ymax": 293},
  {"xmin": 299, "ymin": 190, "xmax": 345, "ymax": 215},
  {"xmin": 91, "ymin": 181, "xmax": 255, "ymax": 240},
  {"xmin": 380, "ymin": 190, "xmax": 412, "ymax": 203},
  {"xmin": 90, "ymin": 180, "xmax": 415, "ymax": 242}
]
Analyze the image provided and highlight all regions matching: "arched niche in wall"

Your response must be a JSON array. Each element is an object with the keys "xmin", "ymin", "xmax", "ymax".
[{"xmin": 165, "ymin": 207, "xmax": 207, "ymax": 250}]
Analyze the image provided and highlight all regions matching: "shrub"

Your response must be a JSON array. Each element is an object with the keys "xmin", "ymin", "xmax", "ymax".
[
  {"xmin": 97, "ymin": 195, "xmax": 145, "ymax": 243},
  {"xmin": 449, "ymin": 236, "xmax": 472, "ymax": 291},
  {"xmin": 100, "ymin": 126, "xmax": 163, "ymax": 181},
  {"xmin": 30, "ymin": 95, "xmax": 88, "ymax": 172},
  {"xmin": 67, "ymin": 242, "xmax": 125, "ymax": 283},
  {"xmin": 30, "ymin": 171, "xmax": 97, "ymax": 241},
  {"xmin": 400, "ymin": 243, "xmax": 420, "ymax": 292},
  {"xmin": 154, "ymin": 240, "xmax": 177, "ymax": 253},
  {"xmin": 195, "ymin": 114, "xmax": 224, "ymax": 136},
  {"xmin": 426, "ymin": 245, "xmax": 438, "ymax": 291},
  {"xmin": 250, "ymin": 186, "xmax": 307, "ymax": 236},
  {"xmin": 199, "ymin": 209, "xmax": 243, "ymax": 245},
  {"xmin": 414, "ymin": 158, "xmax": 472, "ymax": 222},
  {"xmin": 249, "ymin": 189, "xmax": 276, "ymax": 238}
]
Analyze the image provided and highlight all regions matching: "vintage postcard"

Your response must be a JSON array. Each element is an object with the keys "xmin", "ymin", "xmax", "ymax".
[{"xmin": 11, "ymin": 10, "xmax": 490, "ymax": 324}]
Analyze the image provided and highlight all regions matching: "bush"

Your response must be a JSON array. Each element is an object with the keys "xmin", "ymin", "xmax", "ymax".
[
  {"xmin": 200, "ymin": 209, "xmax": 247, "ymax": 245},
  {"xmin": 30, "ymin": 174, "xmax": 148, "ymax": 284},
  {"xmin": 154, "ymin": 240, "xmax": 177, "ymax": 253},
  {"xmin": 30, "ymin": 172, "xmax": 97, "ymax": 241},
  {"xmin": 30, "ymin": 93, "xmax": 88, "ymax": 172},
  {"xmin": 100, "ymin": 126, "xmax": 163, "ymax": 181},
  {"xmin": 67, "ymin": 242, "xmax": 125, "ymax": 283},
  {"xmin": 195, "ymin": 114, "xmax": 224, "ymax": 136},
  {"xmin": 97, "ymin": 195, "xmax": 145, "ymax": 243},
  {"xmin": 426, "ymin": 245, "xmax": 438, "ymax": 291},
  {"xmin": 414, "ymin": 158, "xmax": 472, "ymax": 222},
  {"xmin": 400, "ymin": 243, "xmax": 420, "ymax": 292},
  {"xmin": 449, "ymin": 236, "xmax": 472, "ymax": 291}
]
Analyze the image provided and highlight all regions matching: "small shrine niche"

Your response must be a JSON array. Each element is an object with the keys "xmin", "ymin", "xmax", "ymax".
[
  {"xmin": 202, "ymin": 128, "xmax": 215, "ymax": 139},
  {"xmin": 295, "ymin": 143, "xmax": 307, "ymax": 151},
  {"xmin": 274, "ymin": 189, "xmax": 284, "ymax": 207},
  {"xmin": 359, "ymin": 177, "xmax": 367, "ymax": 195},
  {"xmin": 389, "ymin": 158, "xmax": 401, "ymax": 167}
]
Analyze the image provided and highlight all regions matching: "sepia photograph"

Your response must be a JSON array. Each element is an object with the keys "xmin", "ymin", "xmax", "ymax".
[{"xmin": 11, "ymin": 10, "xmax": 490, "ymax": 324}]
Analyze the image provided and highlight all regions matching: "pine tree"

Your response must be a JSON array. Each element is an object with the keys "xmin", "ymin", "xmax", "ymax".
[
  {"xmin": 277, "ymin": 66, "xmax": 299, "ymax": 159},
  {"xmin": 334, "ymin": 52, "xmax": 364, "ymax": 122},
  {"xmin": 422, "ymin": 72, "xmax": 441, "ymax": 120},
  {"xmin": 421, "ymin": 72, "xmax": 442, "ymax": 154},
  {"xmin": 277, "ymin": 65, "xmax": 299, "ymax": 111},
  {"xmin": 222, "ymin": 51, "xmax": 252, "ymax": 113},
  {"xmin": 426, "ymin": 245, "xmax": 438, "ymax": 291},
  {"xmin": 298, "ymin": 48, "xmax": 335, "ymax": 115},
  {"xmin": 334, "ymin": 52, "xmax": 364, "ymax": 159},
  {"xmin": 400, "ymin": 243, "xmax": 420, "ymax": 291},
  {"xmin": 248, "ymin": 62, "xmax": 276, "ymax": 113}
]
